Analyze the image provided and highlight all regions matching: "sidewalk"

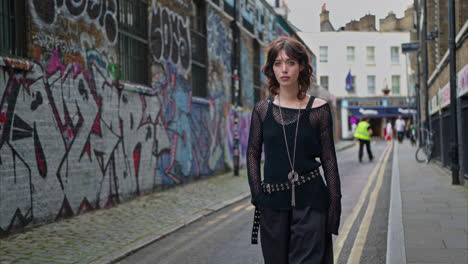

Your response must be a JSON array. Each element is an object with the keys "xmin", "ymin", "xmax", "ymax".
[{"xmin": 389, "ymin": 141, "xmax": 468, "ymax": 264}]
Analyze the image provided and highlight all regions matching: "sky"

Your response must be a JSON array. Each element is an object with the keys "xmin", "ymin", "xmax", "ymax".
[{"xmin": 266, "ymin": 0, "xmax": 414, "ymax": 32}]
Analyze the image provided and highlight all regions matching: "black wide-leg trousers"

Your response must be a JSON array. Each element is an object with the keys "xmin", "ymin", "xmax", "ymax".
[{"xmin": 259, "ymin": 206, "xmax": 333, "ymax": 264}]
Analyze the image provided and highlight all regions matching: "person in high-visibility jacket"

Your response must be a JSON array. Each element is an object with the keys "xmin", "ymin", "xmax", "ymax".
[{"xmin": 354, "ymin": 117, "xmax": 374, "ymax": 162}]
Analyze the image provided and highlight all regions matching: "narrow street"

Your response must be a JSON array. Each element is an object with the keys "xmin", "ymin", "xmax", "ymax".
[{"xmin": 119, "ymin": 141, "xmax": 393, "ymax": 264}]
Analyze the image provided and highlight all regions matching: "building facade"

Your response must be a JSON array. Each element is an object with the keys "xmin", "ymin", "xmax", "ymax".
[
  {"xmin": 0, "ymin": 0, "xmax": 314, "ymax": 235},
  {"xmin": 299, "ymin": 18, "xmax": 414, "ymax": 139},
  {"xmin": 415, "ymin": 0, "xmax": 467, "ymax": 183}
]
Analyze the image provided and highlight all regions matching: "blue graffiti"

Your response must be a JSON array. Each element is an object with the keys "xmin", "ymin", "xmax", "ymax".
[{"xmin": 240, "ymin": 40, "xmax": 254, "ymax": 108}]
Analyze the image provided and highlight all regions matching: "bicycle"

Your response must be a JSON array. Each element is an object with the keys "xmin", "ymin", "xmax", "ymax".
[{"xmin": 415, "ymin": 127, "xmax": 434, "ymax": 163}]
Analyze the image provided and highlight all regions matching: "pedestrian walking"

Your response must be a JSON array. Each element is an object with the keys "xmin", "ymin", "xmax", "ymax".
[
  {"xmin": 410, "ymin": 121, "xmax": 417, "ymax": 146},
  {"xmin": 246, "ymin": 36, "xmax": 341, "ymax": 264},
  {"xmin": 353, "ymin": 117, "xmax": 374, "ymax": 162},
  {"xmin": 385, "ymin": 120, "xmax": 393, "ymax": 141},
  {"xmin": 395, "ymin": 115, "xmax": 406, "ymax": 143}
]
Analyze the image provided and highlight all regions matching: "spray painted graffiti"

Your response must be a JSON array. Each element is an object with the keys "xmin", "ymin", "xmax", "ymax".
[
  {"xmin": 150, "ymin": 4, "xmax": 191, "ymax": 78},
  {"xmin": 32, "ymin": 33, "xmax": 82, "ymax": 55},
  {"xmin": 149, "ymin": 2, "xmax": 228, "ymax": 186},
  {"xmin": 225, "ymin": 107, "xmax": 250, "ymax": 169},
  {"xmin": 1, "ymin": 0, "xmax": 264, "ymax": 235},
  {"xmin": 0, "ymin": 47, "xmax": 173, "ymax": 234},
  {"xmin": 241, "ymin": 40, "xmax": 254, "ymax": 109},
  {"xmin": 29, "ymin": 0, "xmax": 118, "ymax": 44},
  {"xmin": 207, "ymin": 7, "xmax": 231, "ymax": 97}
]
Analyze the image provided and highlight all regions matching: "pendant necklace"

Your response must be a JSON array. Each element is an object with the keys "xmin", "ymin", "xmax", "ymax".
[{"xmin": 277, "ymin": 95, "xmax": 301, "ymax": 207}]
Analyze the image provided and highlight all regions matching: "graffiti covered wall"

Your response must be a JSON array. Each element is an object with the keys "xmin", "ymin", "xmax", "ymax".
[
  {"xmin": 0, "ymin": 0, "xmax": 230, "ymax": 235},
  {"xmin": 0, "ymin": 0, "xmax": 292, "ymax": 235}
]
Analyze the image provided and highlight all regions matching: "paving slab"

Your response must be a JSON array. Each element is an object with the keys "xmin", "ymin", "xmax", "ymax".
[{"xmin": 396, "ymin": 142, "xmax": 468, "ymax": 264}]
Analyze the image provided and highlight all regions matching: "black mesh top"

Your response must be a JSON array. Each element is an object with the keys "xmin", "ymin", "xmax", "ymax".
[{"xmin": 246, "ymin": 95, "xmax": 342, "ymax": 235}]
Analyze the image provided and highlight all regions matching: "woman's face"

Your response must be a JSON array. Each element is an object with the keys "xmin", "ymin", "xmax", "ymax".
[{"xmin": 273, "ymin": 49, "xmax": 302, "ymax": 88}]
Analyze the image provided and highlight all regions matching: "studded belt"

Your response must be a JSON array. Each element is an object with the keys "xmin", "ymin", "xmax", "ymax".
[
  {"xmin": 260, "ymin": 169, "xmax": 321, "ymax": 194},
  {"xmin": 251, "ymin": 168, "xmax": 321, "ymax": 244}
]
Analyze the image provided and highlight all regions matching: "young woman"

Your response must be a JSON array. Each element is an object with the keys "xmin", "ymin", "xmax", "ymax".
[{"xmin": 247, "ymin": 36, "xmax": 341, "ymax": 264}]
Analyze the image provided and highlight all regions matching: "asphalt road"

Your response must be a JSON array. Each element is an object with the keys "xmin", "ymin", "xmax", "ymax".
[{"xmin": 118, "ymin": 140, "xmax": 392, "ymax": 264}]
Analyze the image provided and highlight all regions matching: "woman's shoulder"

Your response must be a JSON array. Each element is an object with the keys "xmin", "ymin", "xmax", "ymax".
[
  {"xmin": 254, "ymin": 98, "xmax": 270, "ymax": 109},
  {"xmin": 253, "ymin": 98, "xmax": 270, "ymax": 116},
  {"xmin": 310, "ymin": 98, "xmax": 328, "ymax": 109}
]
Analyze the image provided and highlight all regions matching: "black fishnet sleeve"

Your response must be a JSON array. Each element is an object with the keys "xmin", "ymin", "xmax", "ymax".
[
  {"xmin": 246, "ymin": 101, "xmax": 267, "ymax": 206},
  {"xmin": 317, "ymin": 104, "xmax": 342, "ymax": 235}
]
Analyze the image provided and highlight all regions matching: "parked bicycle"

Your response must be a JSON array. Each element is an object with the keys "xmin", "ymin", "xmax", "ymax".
[{"xmin": 415, "ymin": 127, "xmax": 434, "ymax": 163}]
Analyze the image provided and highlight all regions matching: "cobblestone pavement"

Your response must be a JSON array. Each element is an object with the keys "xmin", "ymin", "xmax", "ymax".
[{"xmin": 0, "ymin": 141, "xmax": 355, "ymax": 264}]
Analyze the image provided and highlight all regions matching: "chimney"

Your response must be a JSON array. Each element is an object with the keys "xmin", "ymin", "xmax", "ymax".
[
  {"xmin": 320, "ymin": 3, "xmax": 335, "ymax": 31},
  {"xmin": 359, "ymin": 14, "xmax": 376, "ymax": 31},
  {"xmin": 320, "ymin": 3, "xmax": 330, "ymax": 24}
]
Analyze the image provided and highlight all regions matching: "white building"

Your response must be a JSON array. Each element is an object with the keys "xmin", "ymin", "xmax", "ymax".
[{"xmin": 298, "ymin": 23, "xmax": 415, "ymax": 139}]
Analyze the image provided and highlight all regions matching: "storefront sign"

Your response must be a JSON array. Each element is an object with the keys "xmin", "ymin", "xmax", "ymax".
[
  {"xmin": 348, "ymin": 107, "xmax": 416, "ymax": 117},
  {"xmin": 458, "ymin": 64, "xmax": 468, "ymax": 97},
  {"xmin": 430, "ymin": 94, "xmax": 438, "ymax": 115},
  {"xmin": 401, "ymin": 42, "xmax": 420, "ymax": 53},
  {"xmin": 437, "ymin": 89, "xmax": 443, "ymax": 114},
  {"xmin": 343, "ymin": 97, "xmax": 413, "ymax": 108},
  {"xmin": 348, "ymin": 100, "xmax": 382, "ymax": 106},
  {"xmin": 441, "ymin": 83, "xmax": 450, "ymax": 108}
]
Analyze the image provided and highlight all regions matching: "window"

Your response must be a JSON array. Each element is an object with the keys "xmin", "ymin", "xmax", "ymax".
[
  {"xmin": 253, "ymin": 40, "xmax": 261, "ymax": 103},
  {"xmin": 367, "ymin": 75, "xmax": 376, "ymax": 94},
  {"xmin": 191, "ymin": 0, "xmax": 207, "ymax": 97},
  {"xmin": 391, "ymin": 46, "xmax": 399, "ymax": 63},
  {"xmin": 319, "ymin": 46, "xmax": 328, "ymax": 63},
  {"xmin": 0, "ymin": 0, "xmax": 26, "ymax": 57},
  {"xmin": 366, "ymin": 46, "xmax": 375, "ymax": 63},
  {"xmin": 347, "ymin": 75, "xmax": 356, "ymax": 93},
  {"xmin": 119, "ymin": 0, "xmax": 148, "ymax": 84},
  {"xmin": 347, "ymin": 46, "xmax": 355, "ymax": 62},
  {"xmin": 392, "ymin": 75, "xmax": 400, "ymax": 94},
  {"xmin": 320, "ymin": 76, "xmax": 329, "ymax": 90}
]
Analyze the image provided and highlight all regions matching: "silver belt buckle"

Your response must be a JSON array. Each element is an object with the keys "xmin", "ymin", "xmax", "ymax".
[{"xmin": 267, "ymin": 184, "xmax": 271, "ymax": 194}]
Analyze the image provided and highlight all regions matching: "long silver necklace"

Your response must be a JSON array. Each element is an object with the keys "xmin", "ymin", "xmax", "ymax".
[{"xmin": 277, "ymin": 95, "xmax": 301, "ymax": 207}]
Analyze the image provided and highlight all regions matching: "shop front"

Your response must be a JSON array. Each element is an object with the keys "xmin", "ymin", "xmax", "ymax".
[{"xmin": 340, "ymin": 97, "xmax": 417, "ymax": 139}]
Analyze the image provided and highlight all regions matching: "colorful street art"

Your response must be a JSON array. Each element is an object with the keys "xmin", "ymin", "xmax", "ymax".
[
  {"xmin": 241, "ymin": 39, "xmax": 254, "ymax": 109},
  {"xmin": 0, "ymin": 0, "xmax": 284, "ymax": 235},
  {"xmin": 29, "ymin": 0, "xmax": 118, "ymax": 44}
]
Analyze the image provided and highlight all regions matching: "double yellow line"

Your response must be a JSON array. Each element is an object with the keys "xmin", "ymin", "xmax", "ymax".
[{"xmin": 334, "ymin": 142, "xmax": 393, "ymax": 264}]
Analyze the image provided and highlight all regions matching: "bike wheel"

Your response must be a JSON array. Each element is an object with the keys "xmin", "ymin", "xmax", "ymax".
[
  {"xmin": 425, "ymin": 141, "xmax": 434, "ymax": 163},
  {"xmin": 415, "ymin": 146, "xmax": 427, "ymax": 163}
]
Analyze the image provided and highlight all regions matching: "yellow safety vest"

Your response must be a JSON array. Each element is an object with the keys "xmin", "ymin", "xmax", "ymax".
[{"xmin": 354, "ymin": 121, "xmax": 371, "ymax": 141}]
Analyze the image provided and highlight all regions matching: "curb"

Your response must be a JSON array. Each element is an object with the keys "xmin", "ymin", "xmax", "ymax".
[
  {"xmin": 93, "ymin": 192, "xmax": 251, "ymax": 264},
  {"xmin": 336, "ymin": 141, "xmax": 356, "ymax": 152},
  {"xmin": 386, "ymin": 142, "xmax": 406, "ymax": 264}
]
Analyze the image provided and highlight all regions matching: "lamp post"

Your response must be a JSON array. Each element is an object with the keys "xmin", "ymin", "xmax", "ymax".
[
  {"xmin": 448, "ymin": 0, "xmax": 460, "ymax": 184},
  {"xmin": 231, "ymin": 0, "xmax": 240, "ymax": 176}
]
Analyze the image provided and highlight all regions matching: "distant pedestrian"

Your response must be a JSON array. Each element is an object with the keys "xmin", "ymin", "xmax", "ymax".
[
  {"xmin": 410, "ymin": 122, "xmax": 417, "ymax": 146},
  {"xmin": 247, "ymin": 36, "xmax": 341, "ymax": 264},
  {"xmin": 354, "ymin": 117, "xmax": 374, "ymax": 162},
  {"xmin": 395, "ymin": 115, "xmax": 406, "ymax": 143},
  {"xmin": 385, "ymin": 121, "xmax": 393, "ymax": 141}
]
